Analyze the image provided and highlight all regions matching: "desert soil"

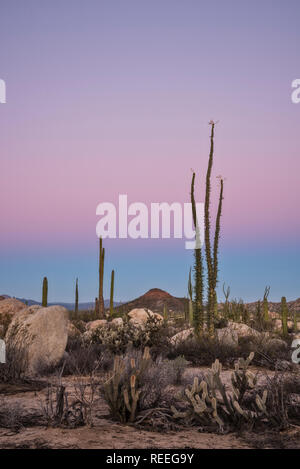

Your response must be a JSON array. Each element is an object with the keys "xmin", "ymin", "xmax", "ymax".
[{"xmin": 0, "ymin": 366, "xmax": 278, "ymax": 449}]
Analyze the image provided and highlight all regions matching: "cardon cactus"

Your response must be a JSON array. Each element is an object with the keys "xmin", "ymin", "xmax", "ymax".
[
  {"xmin": 75, "ymin": 278, "xmax": 79, "ymax": 315},
  {"xmin": 109, "ymin": 270, "xmax": 115, "ymax": 317},
  {"xmin": 42, "ymin": 277, "xmax": 48, "ymax": 307},
  {"xmin": 98, "ymin": 237, "xmax": 105, "ymax": 318},
  {"xmin": 263, "ymin": 286, "xmax": 270, "ymax": 322},
  {"xmin": 281, "ymin": 296, "xmax": 288, "ymax": 336}
]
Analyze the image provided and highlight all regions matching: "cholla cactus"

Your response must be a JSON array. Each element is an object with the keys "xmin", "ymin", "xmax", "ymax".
[{"xmin": 171, "ymin": 353, "xmax": 263, "ymax": 430}]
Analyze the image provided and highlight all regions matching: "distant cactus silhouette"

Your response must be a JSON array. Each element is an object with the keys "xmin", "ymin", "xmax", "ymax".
[
  {"xmin": 281, "ymin": 296, "xmax": 288, "ymax": 336},
  {"xmin": 222, "ymin": 283, "xmax": 230, "ymax": 319},
  {"xmin": 263, "ymin": 286, "xmax": 270, "ymax": 322},
  {"xmin": 95, "ymin": 297, "xmax": 99, "ymax": 318},
  {"xmin": 98, "ymin": 237, "xmax": 105, "ymax": 318},
  {"xmin": 110, "ymin": 269, "xmax": 115, "ymax": 317},
  {"xmin": 75, "ymin": 277, "xmax": 79, "ymax": 315},
  {"xmin": 42, "ymin": 277, "xmax": 48, "ymax": 307}
]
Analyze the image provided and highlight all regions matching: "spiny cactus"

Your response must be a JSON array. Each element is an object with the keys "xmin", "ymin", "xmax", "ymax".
[
  {"xmin": 187, "ymin": 268, "xmax": 193, "ymax": 326},
  {"xmin": 191, "ymin": 172, "xmax": 204, "ymax": 333},
  {"xmin": 213, "ymin": 291, "xmax": 218, "ymax": 320},
  {"xmin": 110, "ymin": 269, "xmax": 115, "ymax": 317},
  {"xmin": 171, "ymin": 353, "xmax": 262, "ymax": 430},
  {"xmin": 191, "ymin": 122, "xmax": 224, "ymax": 336},
  {"xmin": 293, "ymin": 311, "xmax": 298, "ymax": 333},
  {"xmin": 42, "ymin": 277, "xmax": 48, "ymax": 307},
  {"xmin": 281, "ymin": 296, "xmax": 288, "ymax": 336},
  {"xmin": 94, "ymin": 297, "xmax": 99, "ymax": 318},
  {"xmin": 102, "ymin": 348, "xmax": 151, "ymax": 423},
  {"xmin": 242, "ymin": 304, "xmax": 250, "ymax": 325},
  {"xmin": 263, "ymin": 286, "xmax": 270, "ymax": 322},
  {"xmin": 222, "ymin": 283, "xmax": 230, "ymax": 319},
  {"xmin": 75, "ymin": 278, "xmax": 79, "ymax": 315},
  {"xmin": 98, "ymin": 237, "xmax": 105, "ymax": 318}
]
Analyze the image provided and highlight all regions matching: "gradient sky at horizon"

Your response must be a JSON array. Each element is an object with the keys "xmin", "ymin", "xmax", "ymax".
[{"xmin": 1, "ymin": 0, "xmax": 300, "ymax": 303}]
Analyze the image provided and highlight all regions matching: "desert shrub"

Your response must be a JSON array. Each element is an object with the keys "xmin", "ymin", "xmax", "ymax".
[
  {"xmin": 137, "ymin": 355, "xmax": 188, "ymax": 409},
  {"xmin": 88, "ymin": 315, "xmax": 164, "ymax": 354},
  {"xmin": 263, "ymin": 372, "xmax": 300, "ymax": 426},
  {"xmin": 0, "ymin": 313, "xmax": 12, "ymax": 339},
  {"xmin": 0, "ymin": 397, "xmax": 26, "ymax": 430},
  {"xmin": 101, "ymin": 348, "xmax": 188, "ymax": 423},
  {"xmin": 70, "ymin": 319, "xmax": 87, "ymax": 334},
  {"xmin": 0, "ymin": 396, "xmax": 42, "ymax": 430},
  {"xmin": 166, "ymin": 332, "xmax": 291, "ymax": 370},
  {"xmin": 40, "ymin": 374, "xmax": 97, "ymax": 428},
  {"xmin": 242, "ymin": 430, "xmax": 300, "ymax": 449},
  {"xmin": 0, "ymin": 346, "xmax": 29, "ymax": 383},
  {"xmin": 166, "ymin": 336, "xmax": 241, "ymax": 366},
  {"xmin": 62, "ymin": 340, "xmax": 113, "ymax": 376},
  {"xmin": 237, "ymin": 335, "xmax": 291, "ymax": 369}
]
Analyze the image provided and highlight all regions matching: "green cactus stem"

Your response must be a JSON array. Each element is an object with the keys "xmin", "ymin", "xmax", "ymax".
[{"xmin": 42, "ymin": 276, "xmax": 48, "ymax": 307}]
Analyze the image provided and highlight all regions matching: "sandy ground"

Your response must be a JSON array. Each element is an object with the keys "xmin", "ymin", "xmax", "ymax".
[{"xmin": 0, "ymin": 366, "xmax": 278, "ymax": 449}]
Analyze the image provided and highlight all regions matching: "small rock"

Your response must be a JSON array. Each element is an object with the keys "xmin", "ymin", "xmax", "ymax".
[
  {"xmin": 86, "ymin": 319, "xmax": 107, "ymax": 331},
  {"xmin": 111, "ymin": 317, "xmax": 123, "ymax": 326},
  {"xmin": 170, "ymin": 328, "xmax": 194, "ymax": 345}
]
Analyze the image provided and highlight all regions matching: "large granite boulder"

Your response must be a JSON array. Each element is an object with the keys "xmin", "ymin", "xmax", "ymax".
[{"xmin": 5, "ymin": 305, "xmax": 69, "ymax": 375}]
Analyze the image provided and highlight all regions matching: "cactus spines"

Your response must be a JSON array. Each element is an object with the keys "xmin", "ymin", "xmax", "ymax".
[
  {"xmin": 94, "ymin": 297, "xmax": 99, "ymax": 317},
  {"xmin": 281, "ymin": 296, "xmax": 288, "ymax": 336},
  {"xmin": 42, "ymin": 276, "xmax": 48, "ymax": 307},
  {"xmin": 98, "ymin": 237, "xmax": 105, "ymax": 318},
  {"xmin": 103, "ymin": 347, "xmax": 151, "ymax": 423},
  {"xmin": 263, "ymin": 286, "xmax": 270, "ymax": 322},
  {"xmin": 110, "ymin": 269, "xmax": 115, "ymax": 317},
  {"xmin": 75, "ymin": 277, "xmax": 79, "ymax": 315},
  {"xmin": 222, "ymin": 283, "xmax": 230, "ymax": 319},
  {"xmin": 191, "ymin": 123, "xmax": 224, "ymax": 336},
  {"xmin": 293, "ymin": 311, "xmax": 298, "ymax": 333},
  {"xmin": 191, "ymin": 172, "xmax": 204, "ymax": 333},
  {"xmin": 172, "ymin": 353, "xmax": 260, "ymax": 430},
  {"xmin": 188, "ymin": 268, "xmax": 193, "ymax": 325}
]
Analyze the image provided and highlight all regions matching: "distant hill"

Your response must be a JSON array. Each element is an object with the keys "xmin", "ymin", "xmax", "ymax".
[
  {"xmin": 246, "ymin": 298, "xmax": 300, "ymax": 314},
  {"xmin": 114, "ymin": 288, "xmax": 188, "ymax": 316},
  {"xmin": 0, "ymin": 295, "xmax": 122, "ymax": 311}
]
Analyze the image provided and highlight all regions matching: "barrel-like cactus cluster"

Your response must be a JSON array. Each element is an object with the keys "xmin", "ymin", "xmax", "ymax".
[
  {"xmin": 103, "ymin": 347, "xmax": 151, "ymax": 423},
  {"xmin": 171, "ymin": 353, "xmax": 272, "ymax": 430}
]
